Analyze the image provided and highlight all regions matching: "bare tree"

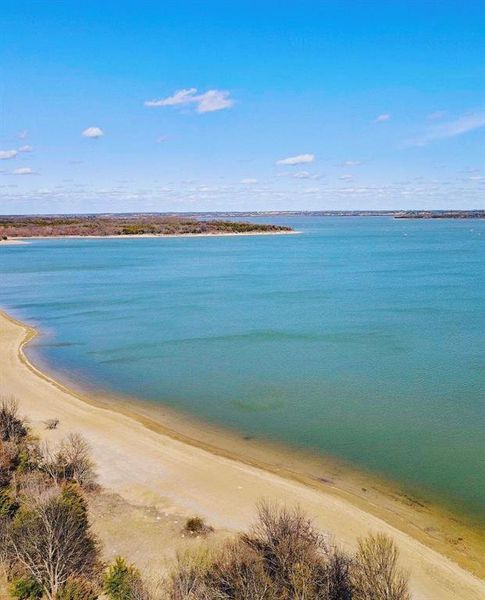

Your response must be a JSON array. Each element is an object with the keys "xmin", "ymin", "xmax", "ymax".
[
  {"xmin": 57, "ymin": 434, "xmax": 97, "ymax": 489},
  {"xmin": 352, "ymin": 533, "xmax": 410, "ymax": 600},
  {"xmin": 40, "ymin": 433, "xmax": 97, "ymax": 489},
  {"xmin": 5, "ymin": 484, "xmax": 100, "ymax": 600},
  {"xmin": 0, "ymin": 397, "xmax": 27, "ymax": 442}
]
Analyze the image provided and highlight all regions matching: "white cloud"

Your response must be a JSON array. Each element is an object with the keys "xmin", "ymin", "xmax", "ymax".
[
  {"xmin": 469, "ymin": 175, "xmax": 483, "ymax": 181},
  {"xmin": 407, "ymin": 111, "xmax": 485, "ymax": 146},
  {"xmin": 240, "ymin": 178, "xmax": 258, "ymax": 184},
  {"xmin": 0, "ymin": 150, "xmax": 18, "ymax": 160},
  {"xmin": 196, "ymin": 90, "xmax": 233, "ymax": 113},
  {"xmin": 276, "ymin": 153, "xmax": 315, "ymax": 166},
  {"xmin": 82, "ymin": 127, "xmax": 104, "ymax": 138},
  {"xmin": 13, "ymin": 167, "xmax": 34, "ymax": 175},
  {"xmin": 145, "ymin": 88, "xmax": 234, "ymax": 113},
  {"xmin": 375, "ymin": 114, "xmax": 391, "ymax": 122},
  {"xmin": 146, "ymin": 88, "xmax": 197, "ymax": 107},
  {"xmin": 341, "ymin": 160, "xmax": 362, "ymax": 167},
  {"xmin": 18, "ymin": 145, "xmax": 33, "ymax": 153},
  {"xmin": 18, "ymin": 129, "xmax": 28, "ymax": 139},
  {"xmin": 339, "ymin": 174, "xmax": 353, "ymax": 181}
]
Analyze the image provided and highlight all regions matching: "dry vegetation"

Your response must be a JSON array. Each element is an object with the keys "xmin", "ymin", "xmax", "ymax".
[
  {"xmin": 0, "ymin": 397, "xmax": 410, "ymax": 600},
  {"xmin": 0, "ymin": 216, "xmax": 292, "ymax": 238}
]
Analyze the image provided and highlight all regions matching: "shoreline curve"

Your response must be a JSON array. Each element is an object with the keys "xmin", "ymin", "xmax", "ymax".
[{"xmin": 0, "ymin": 308, "xmax": 484, "ymax": 599}]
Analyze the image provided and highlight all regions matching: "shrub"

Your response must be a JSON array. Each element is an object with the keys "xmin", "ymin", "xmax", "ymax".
[
  {"xmin": 183, "ymin": 516, "xmax": 213, "ymax": 536},
  {"xmin": 103, "ymin": 556, "xmax": 147, "ymax": 600},
  {"xmin": 57, "ymin": 577, "xmax": 99, "ymax": 600},
  {"xmin": 0, "ymin": 440, "xmax": 19, "ymax": 487},
  {"xmin": 44, "ymin": 419, "xmax": 59, "ymax": 431},
  {"xmin": 0, "ymin": 487, "xmax": 17, "ymax": 519},
  {"xmin": 168, "ymin": 548, "xmax": 215, "ymax": 600},
  {"xmin": 167, "ymin": 506, "xmax": 412, "ymax": 600},
  {"xmin": 352, "ymin": 533, "xmax": 410, "ymax": 600},
  {"xmin": 9, "ymin": 576, "xmax": 43, "ymax": 600},
  {"xmin": 202, "ymin": 541, "xmax": 272, "ymax": 600},
  {"xmin": 168, "ymin": 503, "xmax": 354, "ymax": 600}
]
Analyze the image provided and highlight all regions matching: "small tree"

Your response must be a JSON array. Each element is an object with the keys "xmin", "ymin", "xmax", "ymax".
[
  {"xmin": 57, "ymin": 434, "xmax": 96, "ymax": 488},
  {"xmin": 5, "ymin": 484, "xmax": 100, "ymax": 600},
  {"xmin": 103, "ymin": 557, "xmax": 148, "ymax": 600},
  {"xmin": 40, "ymin": 434, "xmax": 97, "ymax": 489}
]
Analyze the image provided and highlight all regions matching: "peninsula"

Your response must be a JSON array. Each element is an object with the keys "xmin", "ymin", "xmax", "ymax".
[{"xmin": 0, "ymin": 215, "xmax": 293, "ymax": 239}]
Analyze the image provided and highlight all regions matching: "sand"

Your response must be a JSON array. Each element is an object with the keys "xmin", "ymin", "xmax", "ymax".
[
  {"xmin": 2, "ymin": 230, "xmax": 299, "ymax": 241},
  {"xmin": 0, "ymin": 310, "xmax": 484, "ymax": 599}
]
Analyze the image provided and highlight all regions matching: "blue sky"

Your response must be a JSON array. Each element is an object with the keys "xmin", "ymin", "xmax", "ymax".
[{"xmin": 1, "ymin": 1, "xmax": 484, "ymax": 213}]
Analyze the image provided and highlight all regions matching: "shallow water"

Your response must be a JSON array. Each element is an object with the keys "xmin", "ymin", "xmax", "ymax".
[{"xmin": 1, "ymin": 217, "xmax": 484, "ymax": 521}]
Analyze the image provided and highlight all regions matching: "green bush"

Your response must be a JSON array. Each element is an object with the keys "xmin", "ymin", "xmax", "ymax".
[
  {"xmin": 0, "ymin": 487, "xmax": 18, "ymax": 518},
  {"xmin": 103, "ymin": 557, "xmax": 145, "ymax": 600},
  {"xmin": 9, "ymin": 576, "xmax": 43, "ymax": 600}
]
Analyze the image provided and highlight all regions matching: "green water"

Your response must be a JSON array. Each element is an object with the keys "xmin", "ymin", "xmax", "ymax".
[{"xmin": 0, "ymin": 217, "xmax": 484, "ymax": 521}]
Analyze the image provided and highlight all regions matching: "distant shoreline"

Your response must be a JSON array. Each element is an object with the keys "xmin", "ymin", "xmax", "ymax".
[
  {"xmin": 0, "ymin": 230, "xmax": 299, "ymax": 242},
  {"xmin": 2, "ymin": 210, "xmax": 484, "ymax": 221}
]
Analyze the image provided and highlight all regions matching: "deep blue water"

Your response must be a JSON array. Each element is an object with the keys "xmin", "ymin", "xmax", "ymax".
[{"xmin": 1, "ymin": 217, "xmax": 484, "ymax": 521}]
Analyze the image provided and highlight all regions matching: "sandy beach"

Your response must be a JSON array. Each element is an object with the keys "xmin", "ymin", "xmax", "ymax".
[
  {"xmin": 0, "ymin": 231, "xmax": 299, "ymax": 242},
  {"xmin": 0, "ymin": 310, "xmax": 484, "ymax": 600}
]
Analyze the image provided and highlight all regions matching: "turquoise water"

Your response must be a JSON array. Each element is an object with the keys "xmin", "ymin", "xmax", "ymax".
[{"xmin": 1, "ymin": 217, "xmax": 484, "ymax": 521}]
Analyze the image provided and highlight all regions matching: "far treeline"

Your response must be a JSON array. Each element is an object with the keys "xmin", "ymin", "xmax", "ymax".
[
  {"xmin": 0, "ymin": 216, "xmax": 292, "ymax": 238},
  {"xmin": 0, "ymin": 397, "xmax": 411, "ymax": 600},
  {"xmin": 176, "ymin": 210, "xmax": 484, "ymax": 219}
]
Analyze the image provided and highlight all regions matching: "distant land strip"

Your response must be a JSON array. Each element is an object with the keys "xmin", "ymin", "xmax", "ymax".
[
  {"xmin": 155, "ymin": 210, "xmax": 483, "ymax": 219},
  {"xmin": 0, "ymin": 216, "xmax": 293, "ymax": 238}
]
